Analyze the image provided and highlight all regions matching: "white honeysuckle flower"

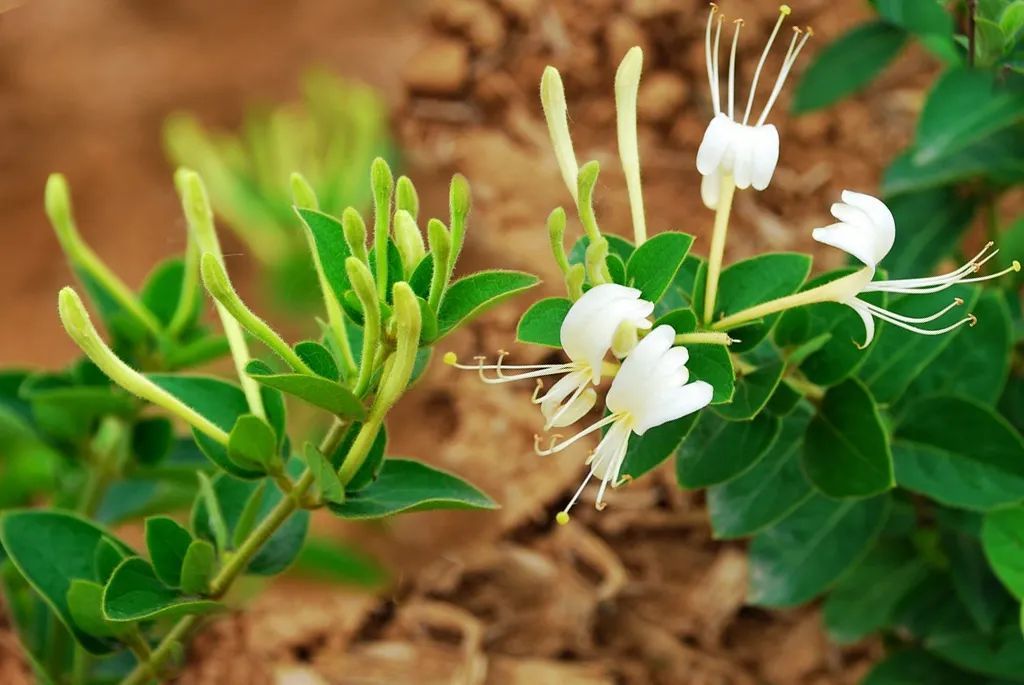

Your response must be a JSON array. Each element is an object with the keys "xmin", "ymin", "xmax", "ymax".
[
  {"xmin": 536, "ymin": 325, "xmax": 714, "ymax": 522},
  {"xmin": 696, "ymin": 4, "xmax": 811, "ymax": 208},
  {"xmin": 811, "ymin": 190, "xmax": 1020, "ymax": 347},
  {"xmin": 445, "ymin": 283, "xmax": 654, "ymax": 429}
]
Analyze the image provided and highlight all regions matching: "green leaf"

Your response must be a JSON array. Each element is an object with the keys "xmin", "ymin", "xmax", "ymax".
[
  {"xmin": 179, "ymin": 539, "xmax": 216, "ymax": 596},
  {"xmin": 926, "ymin": 624, "xmax": 1024, "ymax": 681},
  {"xmin": 195, "ymin": 472, "xmax": 229, "ymax": 551},
  {"xmin": 713, "ymin": 352, "xmax": 784, "ymax": 421},
  {"xmin": 905, "ymin": 289, "xmax": 1012, "ymax": 406},
  {"xmin": 792, "ymin": 21, "xmax": 907, "ymax": 113},
  {"xmin": 883, "ymin": 126, "xmax": 1024, "ymax": 195},
  {"xmin": 67, "ymin": 580, "xmax": 127, "ymax": 639},
  {"xmin": 436, "ymin": 270, "xmax": 539, "ymax": 337},
  {"xmin": 93, "ymin": 539, "xmax": 126, "ymax": 585},
  {"xmin": 748, "ymin": 493, "xmax": 890, "ymax": 607},
  {"xmin": 245, "ymin": 360, "xmax": 366, "ymax": 420},
  {"xmin": 676, "ymin": 411, "xmax": 779, "ymax": 488},
  {"xmin": 943, "ymin": 522, "xmax": 1015, "ymax": 633},
  {"xmin": 294, "ymin": 340, "xmax": 339, "ymax": 380},
  {"xmin": 296, "ymin": 208, "xmax": 352, "ymax": 301},
  {"xmin": 881, "ymin": 189, "xmax": 977, "ymax": 277},
  {"xmin": 328, "ymin": 459, "xmax": 496, "ymax": 519},
  {"xmin": 893, "ymin": 396, "xmax": 1024, "ymax": 511},
  {"xmin": 330, "ymin": 422, "xmax": 387, "ymax": 491},
  {"xmin": 876, "ymin": 0, "xmax": 954, "ymax": 36},
  {"xmin": 191, "ymin": 471, "xmax": 309, "ymax": 575},
  {"xmin": 227, "ymin": 414, "xmax": 279, "ymax": 473},
  {"xmin": 687, "ymin": 343, "xmax": 735, "ymax": 405},
  {"xmin": 913, "ymin": 67, "xmax": 1024, "ymax": 165},
  {"xmin": 858, "ymin": 284, "xmax": 978, "ymax": 403},
  {"xmin": 707, "ymin": 406, "xmax": 815, "ymax": 539},
  {"xmin": 131, "ymin": 417, "xmax": 174, "ymax": 466},
  {"xmin": 304, "ymin": 443, "xmax": 346, "ymax": 504},
  {"xmin": 823, "ymin": 540, "xmax": 930, "ymax": 644},
  {"xmin": 700, "ymin": 253, "xmax": 812, "ymax": 352},
  {"xmin": 803, "ymin": 378, "xmax": 894, "ymax": 498},
  {"xmin": 625, "ymin": 231, "xmax": 694, "ymax": 303},
  {"xmin": 147, "ymin": 373, "xmax": 283, "ymax": 479},
  {"xmin": 231, "ymin": 480, "xmax": 268, "ymax": 549},
  {"xmin": 140, "ymin": 257, "xmax": 200, "ymax": 332},
  {"xmin": 620, "ymin": 414, "xmax": 698, "ymax": 480},
  {"xmin": 983, "ymin": 506, "xmax": 1024, "ymax": 599},
  {"xmin": 144, "ymin": 516, "xmax": 193, "ymax": 588},
  {"xmin": 654, "ymin": 308, "xmax": 698, "ymax": 334},
  {"xmin": 417, "ymin": 296, "xmax": 440, "ymax": 343},
  {"xmin": 516, "ymin": 298, "xmax": 571, "ymax": 348},
  {"xmin": 0, "ymin": 510, "xmax": 133, "ymax": 653},
  {"xmin": 103, "ymin": 557, "xmax": 221, "ymax": 622},
  {"xmin": 863, "ymin": 650, "xmax": 990, "ymax": 685}
]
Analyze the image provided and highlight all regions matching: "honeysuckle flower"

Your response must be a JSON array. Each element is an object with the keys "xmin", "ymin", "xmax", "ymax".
[
  {"xmin": 445, "ymin": 283, "xmax": 654, "ymax": 429},
  {"xmin": 534, "ymin": 325, "xmax": 713, "ymax": 522},
  {"xmin": 696, "ymin": 4, "xmax": 811, "ymax": 209},
  {"xmin": 711, "ymin": 190, "xmax": 1021, "ymax": 346}
]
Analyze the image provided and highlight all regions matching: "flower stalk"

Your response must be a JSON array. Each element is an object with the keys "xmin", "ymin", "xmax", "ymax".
[{"xmin": 702, "ymin": 174, "xmax": 737, "ymax": 324}]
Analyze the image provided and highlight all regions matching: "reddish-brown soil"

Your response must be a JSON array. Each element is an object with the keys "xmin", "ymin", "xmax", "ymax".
[{"xmin": 0, "ymin": 0, "xmax": 948, "ymax": 683}]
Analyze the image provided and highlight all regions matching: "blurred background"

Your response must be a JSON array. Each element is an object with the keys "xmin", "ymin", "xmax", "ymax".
[{"xmin": 0, "ymin": 1, "xmax": 1015, "ymax": 683}]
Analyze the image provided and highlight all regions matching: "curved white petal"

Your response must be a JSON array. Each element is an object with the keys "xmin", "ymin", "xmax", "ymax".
[
  {"xmin": 633, "ymin": 381, "xmax": 714, "ymax": 435},
  {"xmin": 548, "ymin": 387, "xmax": 597, "ymax": 428},
  {"xmin": 731, "ymin": 126, "xmax": 756, "ymax": 189},
  {"xmin": 750, "ymin": 124, "xmax": 779, "ymax": 191},
  {"xmin": 696, "ymin": 113, "xmax": 734, "ymax": 176},
  {"xmin": 843, "ymin": 297, "xmax": 876, "ymax": 348},
  {"xmin": 606, "ymin": 325, "xmax": 676, "ymax": 413},
  {"xmin": 812, "ymin": 222, "xmax": 882, "ymax": 269},
  {"xmin": 589, "ymin": 421, "xmax": 632, "ymax": 481},
  {"xmin": 560, "ymin": 284, "xmax": 653, "ymax": 382},
  {"xmin": 701, "ymin": 168, "xmax": 723, "ymax": 209},
  {"xmin": 841, "ymin": 190, "xmax": 895, "ymax": 264}
]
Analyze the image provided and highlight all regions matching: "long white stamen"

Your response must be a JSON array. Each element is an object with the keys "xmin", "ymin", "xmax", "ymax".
[
  {"xmin": 743, "ymin": 5, "xmax": 790, "ymax": 125},
  {"xmin": 870, "ymin": 306, "xmax": 976, "ymax": 336},
  {"xmin": 594, "ymin": 436, "xmax": 630, "ymax": 511},
  {"xmin": 866, "ymin": 257, "xmax": 1018, "ymax": 295},
  {"xmin": 865, "ymin": 243, "xmax": 996, "ymax": 292},
  {"xmin": 712, "ymin": 12, "xmax": 725, "ymax": 115},
  {"xmin": 705, "ymin": 4, "xmax": 720, "ymax": 115},
  {"xmin": 534, "ymin": 413, "xmax": 620, "ymax": 456},
  {"xmin": 864, "ymin": 298, "xmax": 962, "ymax": 324},
  {"xmin": 728, "ymin": 19, "xmax": 743, "ymax": 119},
  {"xmin": 445, "ymin": 352, "xmax": 575, "ymax": 384},
  {"xmin": 756, "ymin": 26, "xmax": 812, "ymax": 127}
]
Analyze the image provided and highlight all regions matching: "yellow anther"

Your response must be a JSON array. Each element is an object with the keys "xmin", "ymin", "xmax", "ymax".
[
  {"xmin": 1013, "ymin": 260, "xmax": 1022, "ymax": 272},
  {"xmin": 443, "ymin": 351, "xmax": 457, "ymax": 366},
  {"xmin": 555, "ymin": 511, "xmax": 570, "ymax": 526},
  {"xmin": 968, "ymin": 314, "xmax": 978, "ymax": 327},
  {"xmin": 780, "ymin": 4, "xmax": 792, "ymax": 15},
  {"xmin": 805, "ymin": 26, "xmax": 815, "ymax": 37},
  {"xmin": 954, "ymin": 297, "xmax": 964, "ymax": 306}
]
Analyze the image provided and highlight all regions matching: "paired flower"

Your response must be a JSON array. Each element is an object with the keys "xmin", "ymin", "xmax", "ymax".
[
  {"xmin": 446, "ymin": 284, "xmax": 653, "ymax": 429},
  {"xmin": 539, "ymin": 326, "xmax": 713, "ymax": 522},
  {"xmin": 696, "ymin": 4, "xmax": 811, "ymax": 209},
  {"xmin": 446, "ymin": 286, "xmax": 712, "ymax": 518}
]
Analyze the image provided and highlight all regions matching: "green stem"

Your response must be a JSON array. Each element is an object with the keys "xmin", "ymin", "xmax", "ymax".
[
  {"xmin": 76, "ymin": 416, "xmax": 128, "ymax": 516},
  {"xmin": 167, "ymin": 234, "xmax": 200, "ymax": 338},
  {"xmin": 785, "ymin": 374, "xmax": 824, "ymax": 401},
  {"xmin": 703, "ymin": 175, "xmax": 736, "ymax": 325},
  {"xmin": 337, "ymin": 415, "xmax": 384, "ymax": 486},
  {"xmin": 71, "ymin": 645, "xmax": 92, "ymax": 685},
  {"xmin": 116, "ymin": 419, "xmax": 349, "ymax": 685}
]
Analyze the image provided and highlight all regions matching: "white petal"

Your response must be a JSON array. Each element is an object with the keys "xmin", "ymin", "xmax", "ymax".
[
  {"xmin": 560, "ymin": 284, "xmax": 652, "ymax": 382},
  {"xmin": 731, "ymin": 126, "xmax": 756, "ymax": 190},
  {"xmin": 701, "ymin": 168, "xmax": 722, "ymax": 209},
  {"xmin": 540, "ymin": 370, "xmax": 588, "ymax": 418},
  {"xmin": 696, "ymin": 113, "xmax": 734, "ymax": 176},
  {"xmin": 750, "ymin": 124, "xmax": 780, "ymax": 191},
  {"xmin": 590, "ymin": 421, "xmax": 632, "ymax": 481},
  {"xmin": 812, "ymin": 222, "xmax": 883, "ymax": 269},
  {"xmin": 840, "ymin": 190, "xmax": 895, "ymax": 264},
  {"xmin": 633, "ymin": 381, "xmax": 714, "ymax": 435},
  {"xmin": 844, "ymin": 297, "xmax": 876, "ymax": 348},
  {"xmin": 606, "ymin": 325, "xmax": 676, "ymax": 414}
]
